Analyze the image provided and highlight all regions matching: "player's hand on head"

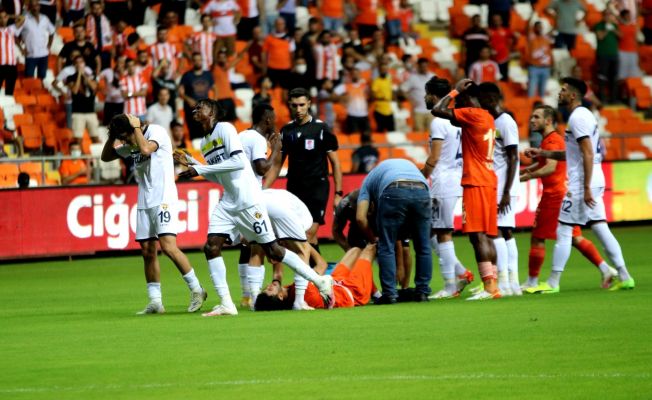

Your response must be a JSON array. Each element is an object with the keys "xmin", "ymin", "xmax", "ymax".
[
  {"xmin": 524, "ymin": 147, "xmax": 542, "ymax": 158},
  {"xmin": 178, "ymin": 167, "xmax": 199, "ymax": 179},
  {"xmin": 456, "ymin": 78, "xmax": 473, "ymax": 92},
  {"xmin": 126, "ymin": 114, "xmax": 141, "ymax": 128}
]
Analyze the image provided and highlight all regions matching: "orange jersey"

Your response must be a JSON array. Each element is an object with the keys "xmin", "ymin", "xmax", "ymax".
[
  {"xmin": 262, "ymin": 35, "xmax": 293, "ymax": 70},
  {"xmin": 320, "ymin": 0, "xmax": 344, "ymax": 18},
  {"xmin": 537, "ymin": 131, "xmax": 566, "ymax": 197},
  {"xmin": 298, "ymin": 259, "xmax": 374, "ymax": 308},
  {"xmin": 453, "ymin": 107, "xmax": 497, "ymax": 188}
]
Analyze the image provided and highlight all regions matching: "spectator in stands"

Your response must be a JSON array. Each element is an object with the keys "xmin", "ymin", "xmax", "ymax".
[
  {"xmin": 278, "ymin": 0, "xmax": 297, "ymax": 35},
  {"xmin": 186, "ymin": 14, "xmax": 217, "ymax": 72},
  {"xmin": 159, "ymin": 0, "xmax": 188, "ymax": 25},
  {"xmin": 318, "ymin": 0, "xmax": 344, "ymax": 33},
  {"xmin": 63, "ymin": 0, "xmax": 87, "ymax": 26},
  {"xmin": 643, "ymin": 0, "xmax": 652, "ymax": 44},
  {"xmin": 60, "ymin": 142, "xmax": 91, "ymax": 185},
  {"xmin": 317, "ymin": 79, "xmax": 336, "ymax": 128},
  {"xmin": 262, "ymin": 17, "xmax": 295, "ymax": 91},
  {"xmin": 287, "ymin": 56, "xmax": 313, "ymax": 92},
  {"xmin": 67, "ymin": 55, "xmax": 100, "ymax": 143},
  {"xmin": 461, "ymin": 14, "xmax": 489, "ymax": 75},
  {"xmin": 525, "ymin": 20, "xmax": 553, "ymax": 98},
  {"xmin": 342, "ymin": 29, "xmax": 366, "ymax": 62},
  {"xmin": 299, "ymin": 17, "xmax": 323, "ymax": 86},
  {"xmin": 86, "ymin": 1, "xmax": 113, "ymax": 69},
  {"xmin": 99, "ymin": 55, "xmax": 126, "ymax": 126},
  {"xmin": 20, "ymin": 0, "xmax": 55, "ymax": 80},
  {"xmin": 162, "ymin": 11, "xmax": 189, "ymax": 53},
  {"xmin": 354, "ymin": 0, "xmax": 379, "ymax": 39},
  {"xmin": 314, "ymin": 30, "xmax": 340, "ymax": 87},
  {"xmin": 112, "ymin": 18, "xmax": 134, "ymax": 57},
  {"xmin": 488, "ymin": 14, "xmax": 513, "ymax": 82},
  {"xmin": 469, "ymin": 46, "xmax": 501, "ymax": 84},
  {"xmin": 547, "ymin": 0, "xmax": 585, "ymax": 50},
  {"xmin": 383, "ymin": 0, "xmax": 403, "ymax": 45},
  {"xmin": 58, "ymin": 22, "xmax": 101, "ymax": 77},
  {"xmin": 367, "ymin": 28, "xmax": 387, "ymax": 66},
  {"xmin": 252, "ymin": 76, "xmax": 273, "ymax": 109},
  {"xmin": 260, "ymin": 0, "xmax": 279, "ymax": 36},
  {"xmin": 151, "ymin": 60, "xmax": 178, "ymax": 114},
  {"xmin": 179, "ymin": 52, "xmax": 215, "ymax": 139},
  {"xmin": 170, "ymin": 120, "xmax": 186, "ymax": 150},
  {"xmin": 594, "ymin": 10, "xmax": 620, "ymax": 104},
  {"xmin": 17, "ymin": 172, "xmax": 31, "ymax": 188},
  {"xmin": 146, "ymin": 88, "xmax": 174, "ymax": 134},
  {"xmin": 0, "ymin": 10, "xmax": 23, "ymax": 96},
  {"xmin": 150, "ymin": 26, "xmax": 179, "ymax": 81},
  {"xmin": 204, "ymin": 0, "xmax": 241, "ymax": 57},
  {"xmin": 102, "ymin": 0, "xmax": 128, "ymax": 25},
  {"xmin": 401, "ymin": 58, "xmax": 434, "ymax": 132},
  {"xmin": 335, "ymin": 67, "xmax": 371, "ymax": 139},
  {"xmin": 53, "ymin": 49, "xmax": 87, "ymax": 129},
  {"xmin": 617, "ymin": 9, "xmax": 641, "ymax": 83},
  {"xmin": 237, "ymin": 0, "xmax": 259, "ymax": 41},
  {"xmin": 120, "ymin": 57, "xmax": 148, "ymax": 121},
  {"xmin": 248, "ymin": 26, "xmax": 265, "ymax": 77},
  {"xmin": 488, "ymin": 0, "xmax": 512, "ymax": 27},
  {"xmin": 371, "ymin": 62, "xmax": 395, "ymax": 132},
  {"xmin": 38, "ymin": 0, "xmax": 57, "ymax": 25},
  {"xmin": 135, "ymin": 49, "xmax": 153, "ymax": 87},
  {"xmin": 213, "ymin": 47, "xmax": 242, "ymax": 122},
  {"xmin": 351, "ymin": 136, "xmax": 379, "ymax": 173},
  {"xmin": 1, "ymin": 0, "xmax": 22, "ymax": 21}
]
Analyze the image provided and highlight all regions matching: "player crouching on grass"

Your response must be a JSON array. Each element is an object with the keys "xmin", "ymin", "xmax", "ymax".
[
  {"xmin": 254, "ymin": 244, "xmax": 379, "ymax": 311},
  {"xmin": 101, "ymin": 114, "xmax": 207, "ymax": 314}
]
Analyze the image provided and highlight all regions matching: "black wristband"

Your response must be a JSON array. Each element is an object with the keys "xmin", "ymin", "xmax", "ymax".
[{"xmin": 335, "ymin": 191, "xmax": 343, "ymax": 196}]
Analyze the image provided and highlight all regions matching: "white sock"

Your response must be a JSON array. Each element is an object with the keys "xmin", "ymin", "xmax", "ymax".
[
  {"xmin": 454, "ymin": 261, "xmax": 467, "ymax": 276},
  {"xmin": 548, "ymin": 271, "xmax": 562, "ymax": 288},
  {"xmin": 282, "ymin": 249, "xmax": 322, "ymax": 284},
  {"xmin": 247, "ymin": 265, "xmax": 265, "ymax": 301},
  {"xmin": 527, "ymin": 276, "xmax": 539, "ymax": 286},
  {"xmin": 591, "ymin": 222, "xmax": 630, "ymax": 280},
  {"xmin": 372, "ymin": 290, "xmax": 382, "ymax": 299},
  {"xmin": 293, "ymin": 274, "xmax": 308, "ymax": 308},
  {"xmin": 551, "ymin": 224, "xmax": 573, "ymax": 276},
  {"xmin": 208, "ymin": 257, "xmax": 234, "ymax": 307},
  {"xmin": 597, "ymin": 261, "xmax": 610, "ymax": 275},
  {"xmin": 182, "ymin": 269, "xmax": 202, "ymax": 292},
  {"xmin": 494, "ymin": 237, "xmax": 508, "ymax": 284},
  {"xmin": 506, "ymin": 238, "xmax": 519, "ymax": 283},
  {"xmin": 430, "ymin": 236, "xmax": 440, "ymax": 257},
  {"xmin": 147, "ymin": 282, "xmax": 162, "ymax": 303},
  {"xmin": 438, "ymin": 241, "xmax": 457, "ymax": 291},
  {"xmin": 238, "ymin": 263, "xmax": 250, "ymax": 298}
]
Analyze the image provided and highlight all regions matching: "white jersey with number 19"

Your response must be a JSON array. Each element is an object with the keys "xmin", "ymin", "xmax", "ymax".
[
  {"xmin": 565, "ymin": 106, "xmax": 605, "ymax": 192},
  {"xmin": 195, "ymin": 122, "xmax": 262, "ymax": 211},
  {"xmin": 429, "ymin": 117, "xmax": 463, "ymax": 198}
]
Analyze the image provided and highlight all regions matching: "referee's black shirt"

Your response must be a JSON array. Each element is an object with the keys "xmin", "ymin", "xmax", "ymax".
[{"xmin": 280, "ymin": 116, "xmax": 339, "ymax": 183}]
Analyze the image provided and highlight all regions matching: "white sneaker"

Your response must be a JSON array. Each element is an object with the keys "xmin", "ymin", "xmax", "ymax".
[
  {"xmin": 292, "ymin": 301, "xmax": 315, "ymax": 310},
  {"xmin": 202, "ymin": 303, "xmax": 238, "ymax": 317},
  {"xmin": 601, "ymin": 267, "xmax": 618, "ymax": 289},
  {"xmin": 469, "ymin": 284, "xmax": 484, "ymax": 295},
  {"xmin": 510, "ymin": 281, "xmax": 523, "ymax": 296},
  {"xmin": 466, "ymin": 290, "xmax": 502, "ymax": 301},
  {"xmin": 188, "ymin": 288, "xmax": 207, "ymax": 313},
  {"xmin": 428, "ymin": 288, "xmax": 459, "ymax": 300},
  {"xmin": 499, "ymin": 281, "xmax": 513, "ymax": 296},
  {"xmin": 521, "ymin": 280, "xmax": 538, "ymax": 291},
  {"xmin": 317, "ymin": 275, "xmax": 335, "ymax": 309},
  {"xmin": 137, "ymin": 302, "xmax": 165, "ymax": 315}
]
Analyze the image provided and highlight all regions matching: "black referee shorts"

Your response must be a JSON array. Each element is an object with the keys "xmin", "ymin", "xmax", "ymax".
[{"xmin": 288, "ymin": 178, "xmax": 330, "ymax": 226}]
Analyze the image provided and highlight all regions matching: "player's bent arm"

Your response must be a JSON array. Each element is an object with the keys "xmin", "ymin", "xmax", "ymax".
[
  {"xmin": 522, "ymin": 159, "xmax": 557, "ymax": 180},
  {"xmin": 503, "ymin": 145, "xmax": 519, "ymax": 194},
  {"xmin": 263, "ymin": 152, "xmax": 285, "ymax": 189},
  {"xmin": 578, "ymin": 137, "xmax": 594, "ymax": 191},
  {"xmin": 101, "ymin": 139, "xmax": 120, "ymax": 162},
  {"xmin": 422, "ymin": 139, "xmax": 442, "ymax": 177},
  {"xmin": 193, "ymin": 151, "xmax": 247, "ymax": 175},
  {"xmin": 355, "ymin": 200, "xmax": 375, "ymax": 243},
  {"xmin": 331, "ymin": 217, "xmax": 350, "ymax": 250},
  {"xmin": 133, "ymin": 127, "xmax": 159, "ymax": 156},
  {"xmin": 430, "ymin": 95, "xmax": 455, "ymax": 121},
  {"xmin": 327, "ymin": 150, "xmax": 343, "ymax": 196}
]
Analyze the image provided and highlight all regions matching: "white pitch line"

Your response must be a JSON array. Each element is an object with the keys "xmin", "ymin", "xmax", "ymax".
[{"xmin": 1, "ymin": 373, "xmax": 649, "ymax": 394}]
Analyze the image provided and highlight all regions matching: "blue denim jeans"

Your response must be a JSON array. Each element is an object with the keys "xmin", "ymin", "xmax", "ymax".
[
  {"xmin": 375, "ymin": 185, "xmax": 432, "ymax": 299},
  {"xmin": 528, "ymin": 66, "xmax": 550, "ymax": 98},
  {"xmin": 322, "ymin": 16, "xmax": 343, "ymax": 33},
  {"xmin": 25, "ymin": 56, "xmax": 48, "ymax": 80}
]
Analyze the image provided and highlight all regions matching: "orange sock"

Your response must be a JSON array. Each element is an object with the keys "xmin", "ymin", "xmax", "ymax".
[
  {"xmin": 574, "ymin": 238, "xmax": 604, "ymax": 268},
  {"xmin": 528, "ymin": 246, "xmax": 546, "ymax": 278}
]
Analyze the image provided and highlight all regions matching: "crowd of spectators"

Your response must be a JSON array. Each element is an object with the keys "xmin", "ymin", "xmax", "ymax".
[{"xmin": 1, "ymin": 0, "xmax": 651, "ymax": 188}]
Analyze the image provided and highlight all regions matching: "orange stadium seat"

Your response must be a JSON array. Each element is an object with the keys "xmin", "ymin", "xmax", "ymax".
[
  {"xmin": 14, "ymin": 94, "xmax": 37, "ymax": 107},
  {"xmin": 21, "ymin": 78, "xmax": 43, "ymax": 93},
  {"xmin": 19, "ymin": 162, "xmax": 44, "ymax": 184},
  {"xmin": 13, "ymin": 114, "xmax": 34, "ymax": 130},
  {"xmin": 18, "ymin": 125, "xmax": 43, "ymax": 152},
  {"xmin": 58, "ymin": 27, "xmax": 74, "ymax": 43},
  {"xmin": 41, "ymin": 122, "xmax": 59, "ymax": 151},
  {"xmin": 0, "ymin": 163, "xmax": 20, "ymax": 187},
  {"xmin": 36, "ymin": 94, "xmax": 59, "ymax": 111},
  {"xmin": 56, "ymin": 128, "xmax": 74, "ymax": 155}
]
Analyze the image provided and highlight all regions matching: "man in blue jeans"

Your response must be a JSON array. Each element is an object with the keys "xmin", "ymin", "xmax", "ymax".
[{"xmin": 356, "ymin": 158, "xmax": 432, "ymax": 304}]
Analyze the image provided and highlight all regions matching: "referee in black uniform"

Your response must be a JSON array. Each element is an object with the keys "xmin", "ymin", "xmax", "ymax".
[{"xmin": 265, "ymin": 87, "xmax": 343, "ymax": 253}]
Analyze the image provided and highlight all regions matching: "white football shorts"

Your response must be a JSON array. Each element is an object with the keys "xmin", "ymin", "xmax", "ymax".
[
  {"xmin": 558, "ymin": 187, "xmax": 607, "ymax": 225},
  {"xmin": 431, "ymin": 196, "xmax": 459, "ymax": 230},
  {"xmin": 497, "ymin": 196, "xmax": 518, "ymax": 228},
  {"xmin": 208, "ymin": 203, "xmax": 276, "ymax": 244},
  {"xmin": 136, "ymin": 203, "xmax": 178, "ymax": 241}
]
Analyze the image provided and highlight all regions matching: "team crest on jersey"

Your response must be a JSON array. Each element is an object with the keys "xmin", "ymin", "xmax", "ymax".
[
  {"xmin": 305, "ymin": 139, "xmax": 315, "ymax": 150},
  {"xmin": 254, "ymin": 211, "xmax": 262, "ymax": 219},
  {"xmin": 566, "ymin": 192, "xmax": 572, "ymax": 198},
  {"xmin": 161, "ymin": 204, "xmax": 168, "ymax": 210}
]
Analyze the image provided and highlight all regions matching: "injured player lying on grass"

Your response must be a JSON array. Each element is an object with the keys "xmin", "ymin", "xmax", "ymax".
[{"xmin": 254, "ymin": 243, "xmax": 380, "ymax": 311}]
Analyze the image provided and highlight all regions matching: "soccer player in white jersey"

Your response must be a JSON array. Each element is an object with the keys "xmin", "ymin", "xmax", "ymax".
[
  {"xmin": 421, "ymin": 77, "xmax": 474, "ymax": 299},
  {"xmin": 237, "ymin": 103, "xmax": 282, "ymax": 307},
  {"xmin": 478, "ymin": 82, "xmax": 521, "ymax": 296},
  {"xmin": 524, "ymin": 77, "xmax": 635, "ymax": 293},
  {"xmin": 101, "ymin": 114, "xmax": 207, "ymax": 314},
  {"xmin": 175, "ymin": 99, "xmax": 334, "ymax": 316}
]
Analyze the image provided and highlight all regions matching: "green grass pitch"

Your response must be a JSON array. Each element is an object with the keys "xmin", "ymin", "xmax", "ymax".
[{"xmin": 1, "ymin": 226, "xmax": 651, "ymax": 399}]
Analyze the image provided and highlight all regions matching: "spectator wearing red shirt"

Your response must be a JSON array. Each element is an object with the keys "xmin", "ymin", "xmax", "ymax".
[
  {"xmin": 262, "ymin": 17, "xmax": 295, "ymax": 90},
  {"xmin": 318, "ymin": 0, "xmax": 344, "ymax": 33},
  {"xmin": 643, "ymin": 0, "xmax": 652, "ymax": 44},
  {"xmin": 525, "ymin": 21, "xmax": 553, "ymax": 98},
  {"xmin": 383, "ymin": 0, "xmax": 402, "ymax": 45},
  {"xmin": 617, "ymin": 9, "xmax": 641, "ymax": 81},
  {"xmin": 354, "ymin": 0, "xmax": 379, "ymax": 39},
  {"xmin": 488, "ymin": 14, "xmax": 513, "ymax": 82},
  {"xmin": 469, "ymin": 46, "xmax": 501, "ymax": 84}
]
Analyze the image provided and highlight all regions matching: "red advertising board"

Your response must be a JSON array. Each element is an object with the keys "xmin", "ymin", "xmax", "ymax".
[{"xmin": 1, "ymin": 161, "xmax": 650, "ymax": 260}]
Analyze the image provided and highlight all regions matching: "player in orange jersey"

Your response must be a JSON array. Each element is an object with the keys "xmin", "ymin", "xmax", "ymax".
[
  {"xmin": 520, "ymin": 105, "xmax": 618, "ymax": 290},
  {"xmin": 254, "ymin": 243, "xmax": 379, "ymax": 311},
  {"xmin": 431, "ymin": 78, "xmax": 501, "ymax": 300}
]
